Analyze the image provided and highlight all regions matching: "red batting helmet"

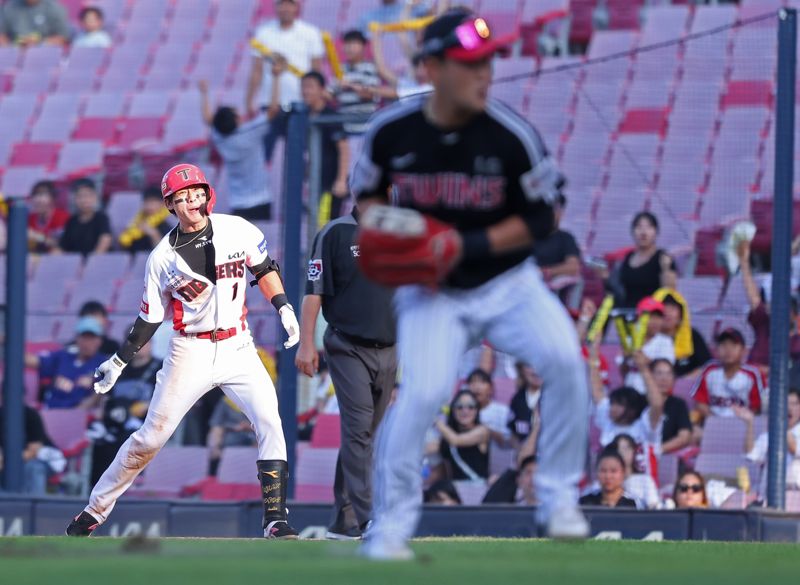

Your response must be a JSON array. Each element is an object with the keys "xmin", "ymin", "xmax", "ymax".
[{"xmin": 160, "ymin": 163, "xmax": 217, "ymax": 215}]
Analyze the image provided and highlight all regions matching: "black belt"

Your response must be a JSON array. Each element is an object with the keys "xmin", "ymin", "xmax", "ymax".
[{"xmin": 332, "ymin": 327, "xmax": 394, "ymax": 349}]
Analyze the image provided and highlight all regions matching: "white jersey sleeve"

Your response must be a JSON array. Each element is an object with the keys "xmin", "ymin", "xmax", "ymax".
[
  {"xmin": 139, "ymin": 252, "xmax": 170, "ymax": 324},
  {"xmin": 242, "ymin": 219, "xmax": 270, "ymax": 268}
]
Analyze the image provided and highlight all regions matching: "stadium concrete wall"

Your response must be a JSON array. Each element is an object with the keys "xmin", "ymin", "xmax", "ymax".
[{"xmin": 1, "ymin": 496, "xmax": 800, "ymax": 542}]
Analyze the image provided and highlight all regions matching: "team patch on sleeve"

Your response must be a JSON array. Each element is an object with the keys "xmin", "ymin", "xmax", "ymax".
[
  {"xmin": 140, "ymin": 300, "xmax": 149, "ymax": 314},
  {"xmin": 258, "ymin": 238, "xmax": 268, "ymax": 254},
  {"xmin": 307, "ymin": 259, "xmax": 323, "ymax": 281},
  {"xmin": 520, "ymin": 156, "xmax": 561, "ymax": 204}
]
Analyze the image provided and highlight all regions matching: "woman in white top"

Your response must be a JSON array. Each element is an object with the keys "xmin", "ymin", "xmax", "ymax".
[{"xmin": 608, "ymin": 433, "xmax": 660, "ymax": 509}]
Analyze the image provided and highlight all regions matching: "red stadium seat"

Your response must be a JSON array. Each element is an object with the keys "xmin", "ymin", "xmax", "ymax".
[
  {"xmin": 618, "ymin": 109, "xmax": 669, "ymax": 134},
  {"xmin": 721, "ymin": 80, "xmax": 773, "ymax": 108},
  {"xmin": 310, "ymin": 414, "xmax": 341, "ymax": 448},
  {"xmin": 10, "ymin": 143, "xmax": 61, "ymax": 167},
  {"xmin": 72, "ymin": 118, "xmax": 119, "ymax": 144},
  {"xmin": 115, "ymin": 118, "xmax": 164, "ymax": 149}
]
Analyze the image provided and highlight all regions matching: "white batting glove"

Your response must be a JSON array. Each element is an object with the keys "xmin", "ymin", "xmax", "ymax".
[
  {"xmin": 94, "ymin": 354, "xmax": 127, "ymax": 394},
  {"xmin": 279, "ymin": 304, "xmax": 300, "ymax": 349}
]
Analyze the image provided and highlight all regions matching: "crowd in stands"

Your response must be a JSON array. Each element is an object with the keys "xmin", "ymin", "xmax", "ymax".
[{"xmin": 1, "ymin": 0, "xmax": 798, "ymax": 516}]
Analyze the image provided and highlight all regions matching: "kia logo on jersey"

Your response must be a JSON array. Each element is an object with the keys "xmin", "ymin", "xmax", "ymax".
[
  {"xmin": 228, "ymin": 251, "xmax": 245, "ymax": 260},
  {"xmin": 307, "ymin": 259, "xmax": 323, "ymax": 281}
]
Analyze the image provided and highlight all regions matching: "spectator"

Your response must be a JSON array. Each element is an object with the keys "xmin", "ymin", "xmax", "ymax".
[
  {"xmin": 482, "ymin": 455, "xmax": 537, "ymax": 505},
  {"xmin": 300, "ymin": 72, "xmax": 351, "ymax": 220},
  {"xmin": 207, "ymin": 397, "xmax": 257, "ymax": 476},
  {"xmin": 532, "ymin": 194, "xmax": 581, "ymax": 282},
  {"xmin": 736, "ymin": 239, "xmax": 800, "ymax": 372},
  {"xmin": 72, "ymin": 301, "xmax": 120, "ymax": 356},
  {"xmin": 434, "ymin": 390, "xmax": 490, "ymax": 481},
  {"xmin": 616, "ymin": 212, "xmax": 677, "ymax": 309},
  {"xmin": 357, "ymin": 0, "xmax": 430, "ymax": 36},
  {"xmin": 579, "ymin": 301, "xmax": 612, "ymax": 390},
  {"xmin": 423, "ymin": 479, "xmax": 462, "ymax": 505},
  {"xmin": 199, "ymin": 83, "xmax": 273, "ymax": 221},
  {"xmin": 507, "ymin": 362, "xmax": 541, "ymax": 444},
  {"xmin": 0, "ymin": 0, "xmax": 70, "ymax": 47},
  {"xmin": 656, "ymin": 290, "xmax": 711, "ymax": 378},
  {"xmin": 333, "ymin": 30, "xmax": 388, "ymax": 133},
  {"xmin": 58, "ymin": 178, "xmax": 112, "ymax": 256},
  {"xmin": 671, "ymin": 470, "xmax": 708, "ymax": 509},
  {"xmin": 466, "ymin": 368, "xmax": 512, "ymax": 446},
  {"xmin": 579, "ymin": 449, "xmax": 638, "ymax": 508},
  {"xmin": 622, "ymin": 297, "xmax": 675, "ymax": 395},
  {"xmin": 592, "ymin": 352, "xmax": 665, "ymax": 450},
  {"xmin": 118, "ymin": 186, "xmax": 172, "ymax": 252},
  {"xmin": 0, "ymin": 403, "xmax": 65, "ymax": 494},
  {"xmin": 608, "ymin": 434, "xmax": 659, "ymax": 509},
  {"xmin": 691, "ymin": 328, "xmax": 765, "ymax": 419},
  {"xmin": 736, "ymin": 389, "xmax": 800, "ymax": 494},
  {"xmin": 86, "ymin": 335, "xmax": 159, "ymax": 483},
  {"xmin": 646, "ymin": 358, "xmax": 692, "ymax": 454},
  {"xmin": 72, "ymin": 5, "xmax": 111, "ymax": 48},
  {"xmin": 245, "ymin": 0, "xmax": 324, "ymax": 117},
  {"xmin": 87, "ymin": 396, "xmax": 142, "ymax": 486},
  {"xmin": 26, "ymin": 317, "xmax": 109, "ymax": 409},
  {"xmin": 27, "ymin": 180, "xmax": 69, "ymax": 254},
  {"xmin": 374, "ymin": 39, "xmax": 432, "ymax": 100},
  {"xmin": 109, "ymin": 335, "xmax": 159, "ymax": 406}
]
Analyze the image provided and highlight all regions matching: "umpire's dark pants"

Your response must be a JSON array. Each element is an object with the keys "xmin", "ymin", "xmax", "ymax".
[{"xmin": 323, "ymin": 327, "xmax": 397, "ymax": 531}]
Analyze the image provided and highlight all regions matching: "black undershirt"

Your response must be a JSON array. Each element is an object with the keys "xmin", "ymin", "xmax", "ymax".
[{"xmin": 170, "ymin": 222, "xmax": 217, "ymax": 283}]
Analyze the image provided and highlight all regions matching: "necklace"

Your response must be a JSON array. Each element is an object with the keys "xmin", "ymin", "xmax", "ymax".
[{"xmin": 170, "ymin": 221, "xmax": 210, "ymax": 250}]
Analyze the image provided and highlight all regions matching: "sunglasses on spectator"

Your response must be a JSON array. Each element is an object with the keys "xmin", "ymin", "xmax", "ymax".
[
  {"xmin": 454, "ymin": 402, "xmax": 478, "ymax": 411},
  {"xmin": 678, "ymin": 484, "xmax": 703, "ymax": 494}
]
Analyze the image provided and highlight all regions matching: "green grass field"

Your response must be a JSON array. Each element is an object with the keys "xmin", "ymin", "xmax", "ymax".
[{"xmin": 2, "ymin": 537, "xmax": 798, "ymax": 584}]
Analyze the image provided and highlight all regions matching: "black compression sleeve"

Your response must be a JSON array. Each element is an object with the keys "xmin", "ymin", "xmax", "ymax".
[{"xmin": 117, "ymin": 317, "xmax": 162, "ymax": 363}]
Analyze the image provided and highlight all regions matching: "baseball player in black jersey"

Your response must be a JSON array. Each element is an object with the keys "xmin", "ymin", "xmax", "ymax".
[{"xmin": 352, "ymin": 10, "xmax": 590, "ymax": 559}]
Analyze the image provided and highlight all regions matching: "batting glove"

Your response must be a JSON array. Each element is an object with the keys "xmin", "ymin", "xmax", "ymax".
[
  {"xmin": 94, "ymin": 354, "xmax": 127, "ymax": 394},
  {"xmin": 279, "ymin": 304, "xmax": 300, "ymax": 349}
]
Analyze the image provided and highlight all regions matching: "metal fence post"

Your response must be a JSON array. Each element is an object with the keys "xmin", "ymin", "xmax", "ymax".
[
  {"xmin": 3, "ymin": 198, "xmax": 27, "ymax": 492},
  {"xmin": 767, "ymin": 7, "xmax": 797, "ymax": 510},
  {"xmin": 278, "ymin": 102, "xmax": 309, "ymax": 498}
]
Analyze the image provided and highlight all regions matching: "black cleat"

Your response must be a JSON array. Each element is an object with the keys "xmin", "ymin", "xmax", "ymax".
[
  {"xmin": 325, "ymin": 524, "xmax": 362, "ymax": 541},
  {"xmin": 66, "ymin": 511, "xmax": 100, "ymax": 537},
  {"xmin": 264, "ymin": 520, "xmax": 299, "ymax": 540}
]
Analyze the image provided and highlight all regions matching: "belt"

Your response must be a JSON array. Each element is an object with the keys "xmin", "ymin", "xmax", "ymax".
[
  {"xmin": 332, "ymin": 327, "xmax": 394, "ymax": 349},
  {"xmin": 180, "ymin": 327, "xmax": 238, "ymax": 342}
]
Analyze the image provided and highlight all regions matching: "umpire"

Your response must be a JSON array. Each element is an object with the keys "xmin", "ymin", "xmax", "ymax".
[{"xmin": 295, "ymin": 204, "xmax": 397, "ymax": 540}]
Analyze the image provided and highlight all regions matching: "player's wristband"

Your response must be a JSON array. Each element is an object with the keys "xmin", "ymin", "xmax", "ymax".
[
  {"xmin": 271, "ymin": 293, "xmax": 290, "ymax": 312},
  {"xmin": 460, "ymin": 229, "xmax": 492, "ymax": 261}
]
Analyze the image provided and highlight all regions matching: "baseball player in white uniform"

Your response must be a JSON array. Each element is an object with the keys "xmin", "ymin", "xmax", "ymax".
[
  {"xmin": 353, "ymin": 10, "xmax": 590, "ymax": 559},
  {"xmin": 66, "ymin": 163, "xmax": 301, "ymax": 539}
]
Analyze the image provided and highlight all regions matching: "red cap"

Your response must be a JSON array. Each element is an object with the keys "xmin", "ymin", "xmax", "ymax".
[{"xmin": 636, "ymin": 297, "xmax": 665, "ymax": 316}]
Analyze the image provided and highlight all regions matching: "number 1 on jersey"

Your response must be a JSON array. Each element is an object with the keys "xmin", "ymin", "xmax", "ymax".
[{"xmin": 232, "ymin": 282, "xmax": 238, "ymax": 301}]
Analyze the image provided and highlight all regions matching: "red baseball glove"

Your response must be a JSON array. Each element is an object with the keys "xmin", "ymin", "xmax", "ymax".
[{"xmin": 357, "ymin": 205, "xmax": 462, "ymax": 287}]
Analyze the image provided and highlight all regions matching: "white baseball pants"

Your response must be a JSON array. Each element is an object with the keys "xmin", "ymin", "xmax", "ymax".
[
  {"xmin": 370, "ymin": 261, "xmax": 589, "ymax": 542},
  {"xmin": 86, "ymin": 332, "xmax": 286, "ymax": 523}
]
